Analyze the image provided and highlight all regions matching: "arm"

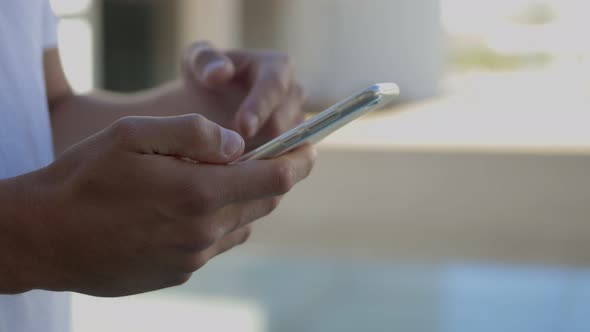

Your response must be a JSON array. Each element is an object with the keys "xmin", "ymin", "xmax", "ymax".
[
  {"xmin": 1, "ymin": 113, "xmax": 315, "ymax": 296},
  {"xmin": 1, "ymin": 42, "xmax": 313, "ymax": 295},
  {"xmin": 46, "ymin": 48, "xmax": 192, "ymax": 154},
  {"xmin": 48, "ymin": 42, "xmax": 305, "ymax": 154}
]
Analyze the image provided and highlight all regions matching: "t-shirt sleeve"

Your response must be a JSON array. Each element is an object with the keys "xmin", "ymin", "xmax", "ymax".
[{"xmin": 42, "ymin": 0, "xmax": 59, "ymax": 49}]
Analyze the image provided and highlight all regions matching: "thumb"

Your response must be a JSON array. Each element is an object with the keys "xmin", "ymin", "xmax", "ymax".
[
  {"xmin": 185, "ymin": 41, "xmax": 236, "ymax": 87},
  {"xmin": 111, "ymin": 114, "xmax": 245, "ymax": 164}
]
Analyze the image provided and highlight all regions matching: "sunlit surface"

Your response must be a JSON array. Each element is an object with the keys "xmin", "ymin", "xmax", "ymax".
[
  {"xmin": 322, "ymin": 70, "xmax": 590, "ymax": 151},
  {"xmin": 57, "ymin": 19, "xmax": 94, "ymax": 94},
  {"xmin": 442, "ymin": 0, "xmax": 590, "ymax": 67},
  {"xmin": 319, "ymin": 0, "xmax": 590, "ymax": 150},
  {"xmin": 50, "ymin": 0, "xmax": 91, "ymax": 16},
  {"xmin": 72, "ymin": 292, "xmax": 266, "ymax": 332},
  {"xmin": 442, "ymin": 0, "xmax": 590, "ymax": 46}
]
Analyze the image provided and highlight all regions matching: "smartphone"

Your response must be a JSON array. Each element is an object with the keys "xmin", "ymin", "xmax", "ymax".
[{"xmin": 235, "ymin": 83, "xmax": 400, "ymax": 162}]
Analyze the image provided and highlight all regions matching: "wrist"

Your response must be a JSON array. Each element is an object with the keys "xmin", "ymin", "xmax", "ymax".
[{"xmin": 0, "ymin": 169, "xmax": 62, "ymax": 293}]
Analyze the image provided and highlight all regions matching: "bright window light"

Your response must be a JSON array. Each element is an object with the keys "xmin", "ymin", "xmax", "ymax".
[
  {"xmin": 50, "ymin": 0, "xmax": 91, "ymax": 16},
  {"xmin": 72, "ymin": 293, "xmax": 267, "ymax": 332},
  {"xmin": 442, "ymin": 0, "xmax": 590, "ymax": 57},
  {"xmin": 57, "ymin": 19, "xmax": 94, "ymax": 93}
]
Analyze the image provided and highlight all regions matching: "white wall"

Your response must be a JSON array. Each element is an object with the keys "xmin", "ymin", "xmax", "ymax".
[
  {"xmin": 176, "ymin": 0, "xmax": 242, "ymax": 51},
  {"xmin": 245, "ymin": 0, "xmax": 444, "ymax": 105}
]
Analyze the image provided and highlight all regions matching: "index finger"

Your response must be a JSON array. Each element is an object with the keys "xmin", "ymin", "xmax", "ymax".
[
  {"xmin": 199, "ymin": 145, "xmax": 316, "ymax": 209},
  {"xmin": 227, "ymin": 51, "xmax": 295, "ymax": 138},
  {"xmin": 184, "ymin": 41, "xmax": 236, "ymax": 87}
]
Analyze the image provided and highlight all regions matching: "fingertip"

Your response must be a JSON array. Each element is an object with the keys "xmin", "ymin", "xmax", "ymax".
[
  {"xmin": 243, "ymin": 112, "xmax": 259, "ymax": 138},
  {"xmin": 234, "ymin": 103, "xmax": 260, "ymax": 138},
  {"xmin": 221, "ymin": 127, "xmax": 245, "ymax": 160},
  {"xmin": 199, "ymin": 60, "xmax": 235, "ymax": 86},
  {"xmin": 298, "ymin": 144, "xmax": 318, "ymax": 161}
]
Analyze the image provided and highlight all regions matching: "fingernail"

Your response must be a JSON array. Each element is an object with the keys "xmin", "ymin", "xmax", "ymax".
[
  {"xmin": 202, "ymin": 60, "xmax": 228, "ymax": 80},
  {"xmin": 245, "ymin": 113, "xmax": 259, "ymax": 138},
  {"xmin": 221, "ymin": 128, "xmax": 244, "ymax": 157}
]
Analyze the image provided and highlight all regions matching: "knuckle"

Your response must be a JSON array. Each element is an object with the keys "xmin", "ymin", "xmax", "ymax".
[
  {"xmin": 196, "ymin": 186, "xmax": 219, "ymax": 212},
  {"xmin": 240, "ymin": 198, "xmax": 280, "ymax": 226},
  {"xmin": 253, "ymin": 98, "xmax": 271, "ymax": 118},
  {"xmin": 267, "ymin": 71, "xmax": 288, "ymax": 96},
  {"xmin": 271, "ymin": 160, "xmax": 296, "ymax": 194},
  {"xmin": 183, "ymin": 224, "xmax": 218, "ymax": 252},
  {"xmin": 187, "ymin": 113, "xmax": 208, "ymax": 134},
  {"xmin": 306, "ymin": 150, "xmax": 317, "ymax": 174},
  {"xmin": 187, "ymin": 114, "xmax": 219, "ymax": 147},
  {"xmin": 269, "ymin": 196, "xmax": 282, "ymax": 212},
  {"xmin": 198, "ymin": 234, "xmax": 216, "ymax": 250},
  {"xmin": 300, "ymin": 153, "xmax": 316, "ymax": 180},
  {"xmin": 293, "ymin": 83, "xmax": 306, "ymax": 100},
  {"xmin": 180, "ymin": 253, "xmax": 208, "ymax": 273},
  {"xmin": 171, "ymin": 273, "xmax": 193, "ymax": 286},
  {"xmin": 255, "ymin": 197, "xmax": 281, "ymax": 220},
  {"xmin": 176, "ymin": 176, "xmax": 224, "ymax": 215},
  {"xmin": 240, "ymin": 226, "xmax": 252, "ymax": 244},
  {"xmin": 178, "ymin": 181, "xmax": 218, "ymax": 215},
  {"xmin": 204, "ymin": 222, "xmax": 225, "ymax": 245},
  {"xmin": 109, "ymin": 117, "xmax": 139, "ymax": 145}
]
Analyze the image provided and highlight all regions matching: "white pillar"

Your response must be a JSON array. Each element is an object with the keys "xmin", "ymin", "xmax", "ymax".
[{"xmin": 176, "ymin": 0, "xmax": 243, "ymax": 51}]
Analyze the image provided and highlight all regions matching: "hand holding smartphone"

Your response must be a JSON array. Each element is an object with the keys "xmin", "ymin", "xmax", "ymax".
[{"xmin": 235, "ymin": 83, "xmax": 400, "ymax": 162}]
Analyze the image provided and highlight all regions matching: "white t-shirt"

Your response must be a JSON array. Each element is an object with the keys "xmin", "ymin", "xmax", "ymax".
[{"xmin": 0, "ymin": 1, "xmax": 70, "ymax": 331}]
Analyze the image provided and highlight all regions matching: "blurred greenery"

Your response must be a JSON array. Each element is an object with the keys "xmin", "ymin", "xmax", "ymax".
[
  {"xmin": 510, "ymin": 2, "xmax": 557, "ymax": 25},
  {"xmin": 451, "ymin": 46, "xmax": 554, "ymax": 72}
]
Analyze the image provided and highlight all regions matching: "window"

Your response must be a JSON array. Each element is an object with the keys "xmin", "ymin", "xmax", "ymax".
[{"xmin": 50, "ymin": 0, "xmax": 95, "ymax": 93}]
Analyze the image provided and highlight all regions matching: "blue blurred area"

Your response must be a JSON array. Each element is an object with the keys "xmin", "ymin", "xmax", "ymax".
[{"xmin": 164, "ymin": 253, "xmax": 590, "ymax": 332}]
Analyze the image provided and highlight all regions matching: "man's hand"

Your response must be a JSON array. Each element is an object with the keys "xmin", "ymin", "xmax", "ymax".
[
  {"xmin": 46, "ymin": 43, "xmax": 306, "ymax": 154},
  {"xmin": 181, "ymin": 41, "xmax": 306, "ymax": 149},
  {"xmin": 7, "ymin": 114, "xmax": 315, "ymax": 296}
]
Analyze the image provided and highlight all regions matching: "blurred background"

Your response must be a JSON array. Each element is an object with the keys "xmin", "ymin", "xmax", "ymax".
[{"xmin": 51, "ymin": 0, "xmax": 590, "ymax": 331}]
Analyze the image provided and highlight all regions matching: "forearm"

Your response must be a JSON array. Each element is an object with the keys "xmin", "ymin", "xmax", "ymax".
[{"xmin": 50, "ymin": 80, "xmax": 194, "ymax": 154}]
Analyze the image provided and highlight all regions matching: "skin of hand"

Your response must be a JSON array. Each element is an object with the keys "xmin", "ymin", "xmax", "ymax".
[
  {"xmin": 1, "ymin": 114, "xmax": 315, "ymax": 296},
  {"xmin": 179, "ymin": 41, "xmax": 307, "ymax": 149}
]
